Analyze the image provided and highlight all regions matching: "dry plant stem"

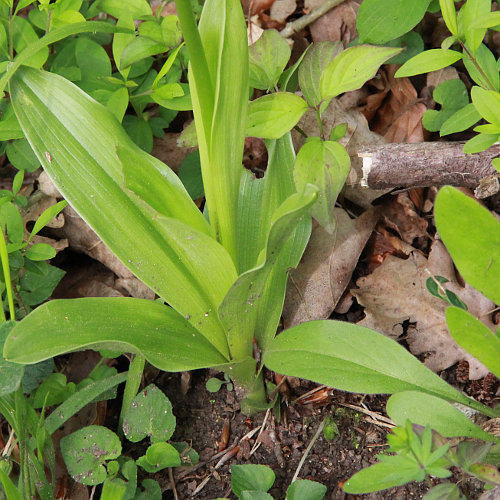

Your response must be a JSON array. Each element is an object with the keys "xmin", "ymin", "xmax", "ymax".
[
  {"xmin": 291, "ymin": 418, "xmax": 326, "ymax": 483},
  {"xmin": 358, "ymin": 142, "xmax": 499, "ymax": 190},
  {"xmin": 280, "ymin": 0, "xmax": 346, "ymax": 38},
  {"xmin": 168, "ymin": 468, "xmax": 179, "ymax": 500}
]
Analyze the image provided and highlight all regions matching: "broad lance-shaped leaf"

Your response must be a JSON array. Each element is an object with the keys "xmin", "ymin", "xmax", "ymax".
[
  {"xmin": 395, "ymin": 49, "xmax": 463, "ymax": 78},
  {"xmin": 4, "ymin": 298, "xmax": 229, "ymax": 370},
  {"xmin": 446, "ymin": 307, "xmax": 500, "ymax": 379},
  {"xmin": 10, "ymin": 67, "xmax": 235, "ymax": 356},
  {"xmin": 293, "ymin": 137, "xmax": 350, "ymax": 234},
  {"xmin": 320, "ymin": 45, "xmax": 401, "ymax": 100},
  {"xmin": 263, "ymin": 320, "xmax": 498, "ymax": 417},
  {"xmin": 386, "ymin": 391, "xmax": 499, "ymax": 442},
  {"xmin": 434, "ymin": 186, "xmax": 500, "ymax": 305},
  {"xmin": 189, "ymin": 0, "xmax": 249, "ymax": 262},
  {"xmin": 235, "ymin": 134, "xmax": 312, "ymax": 352},
  {"xmin": 220, "ymin": 185, "xmax": 317, "ymax": 360}
]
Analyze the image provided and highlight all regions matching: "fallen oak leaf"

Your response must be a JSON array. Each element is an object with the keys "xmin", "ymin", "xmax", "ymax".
[{"xmin": 352, "ymin": 240, "xmax": 493, "ymax": 379}]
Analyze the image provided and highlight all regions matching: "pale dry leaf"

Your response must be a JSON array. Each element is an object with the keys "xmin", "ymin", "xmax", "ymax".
[
  {"xmin": 270, "ymin": 0, "xmax": 296, "ymax": 23},
  {"xmin": 152, "ymin": 133, "xmax": 194, "ymax": 172},
  {"xmin": 381, "ymin": 192, "xmax": 429, "ymax": 244},
  {"xmin": 352, "ymin": 240, "xmax": 494, "ymax": 379},
  {"xmin": 282, "ymin": 207, "xmax": 379, "ymax": 328},
  {"xmin": 426, "ymin": 66, "xmax": 459, "ymax": 89},
  {"xmin": 308, "ymin": 1, "xmax": 359, "ymax": 44}
]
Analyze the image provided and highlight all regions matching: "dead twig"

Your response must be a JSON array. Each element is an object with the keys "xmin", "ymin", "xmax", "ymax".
[
  {"xmin": 280, "ymin": 0, "xmax": 346, "ymax": 38},
  {"xmin": 291, "ymin": 418, "xmax": 325, "ymax": 482},
  {"xmin": 168, "ymin": 468, "xmax": 179, "ymax": 500}
]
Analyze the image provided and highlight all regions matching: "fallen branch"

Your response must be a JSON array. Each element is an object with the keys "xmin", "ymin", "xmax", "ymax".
[
  {"xmin": 358, "ymin": 142, "xmax": 500, "ymax": 197},
  {"xmin": 280, "ymin": 0, "xmax": 346, "ymax": 38}
]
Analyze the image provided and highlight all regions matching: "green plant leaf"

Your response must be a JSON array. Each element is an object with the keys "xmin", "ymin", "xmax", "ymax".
[
  {"xmin": 12, "ymin": 16, "xmax": 49, "ymax": 69},
  {"xmin": 471, "ymin": 86, "xmax": 500, "ymax": 126},
  {"xmin": 468, "ymin": 463, "xmax": 500, "ymax": 484},
  {"xmin": 287, "ymin": 479, "xmax": 327, "ymax": 500},
  {"xmin": 422, "ymin": 79, "xmax": 469, "ymax": 132},
  {"xmin": 463, "ymin": 43, "xmax": 499, "ymax": 91},
  {"xmin": 463, "ymin": 132, "xmax": 498, "ymax": 153},
  {"xmin": 387, "ymin": 391, "xmax": 499, "ymax": 441},
  {"xmin": 343, "ymin": 460, "xmax": 422, "ymax": 494},
  {"xmin": 249, "ymin": 29, "xmax": 291, "ymax": 90},
  {"xmin": 293, "ymin": 138, "xmax": 350, "ymax": 234},
  {"xmin": 434, "ymin": 186, "xmax": 500, "ymax": 305},
  {"xmin": 458, "ymin": 0, "xmax": 491, "ymax": 54},
  {"xmin": 10, "ymin": 66, "xmax": 234, "ymax": 354},
  {"xmin": 171, "ymin": 442, "xmax": 199, "ymax": 466},
  {"xmin": 0, "ymin": 21, "xmax": 134, "ymax": 97},
  {"xmin": 101, "ymin": 478, "xmax": 127, "ymax": 500},
  {"xmin": 99, "ymin": 0, "xmax": 152, "ymax": 18},
  {"xmin": 45, "ymin": 372, "xmax": 128, "ymax": 435},
  {"xmin": 440, "ymin": 0, "xmax": 458, "ymax": 36},
  {"xmin": 138, "ymin": 442, "xmax": 181, "ymax": 472},
  {"xmin": 0, "ymin": 322, "xmax": 23, "ymax": 397},
  {"xmin": 395, "ymin": 49, "xmax": 463, "ymax": 78},
  {"xmin": 3, "ymin": 298, "xmax": 229, "ymax": 370},
  {"xmin": 206, "ymin": 377, "xmax": 224, "ymax": 392},
  {"xmin": 240, "ymin": 492, "xmax": 274, "ymax": 500},
  {"xmin": 299, "ymin": 41, "xmax": 342, "ymax": 106},
  {"xmin": 357, "ymin": 0, "xmax": 431, "ymax": 44},
  {"xmin": 446, "ymin": 307, "xmax": 500, "ymax": 379},
  {"xmin": 33, "ymin": 372, "xmax": 76, "ymax": 408},
  {"xmin": 220, "ymin": 185, "xmax": 317, "ymax": 360},
  {"xmin": 188, "ymin": 0, "xmax": 249, "ymax": 262},
  {"xmin": 246, "ymin": 93, "xmax": 308, "ymax": 140},
  {"xmin": 231, "ymin": 464, "xmax": 275, "ymax": 497},
  {"xmin": 423, "ymin": 483, "xmax": 461, "ymax": 500},
  {"xmin": 0, "ymin": 468, "xmax": 23, "ymax": 500},
  {"xmin": 6, "ymin": 138, "xmax": 40, "ymax": 172},
  {"xmin": 120, "ymin": 37, "xmax": 169, "ymax": 69},
  {"xmin": 320, "ymin": 45, "xmax": 401, "ymax": 99},
  {"xmin": 61, "ymin": 425, "xmax": 121, "ymax": 486},
  {"xmin": 263, "ymin": 320, "xmax": 496, "ymax": 416},
  {"xmin": 25, "ymin": 243, "xmax": 56, "ymax": 261},
  {"xmin": 122, "ymin": 384, "xmax": 176, "ymax": 443},
  {"xmin": 440, "ymin": 103, "xmax": 481, "ymax": 136}
]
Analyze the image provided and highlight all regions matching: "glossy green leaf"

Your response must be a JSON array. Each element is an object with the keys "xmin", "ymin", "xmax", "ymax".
[
  {"xmin": 10, "ymin": 66, "xmax": 234, "ymax": 353},
  {"xmin": 463, "ymin": 132, "xmax": 498, "ymax": 153},
  {"xmin": 293, "ymin": 138, "xmax": 350, "ymax": 234},
  {"xmin": 299, "ymin": 41, "xmax": 342, "ymax": 107},
  {"xmin": 45, "ymin": 372, "xmax": 128, "ymax": 435},
  {"xmin": 395, "ymin": 49, "xmax": 463, "ymax": 77},
  {"xmin": 246, "ymin": 93, "xmax": 308, "ymax": 140},
  {"xmin": 446, "ymin": 307, "xmax": 500, "ymax": 379},
  {"xmin": 12, "ymin": 16, "xmax": 48, "ymax": 69},
  {"xmin": 249, "ymin": 29, "xmax": 291, "ymax": 90},
  {"xmin": 458, "ymin": 0, "xmax": 491, "ymax": 53},
  {"xmin": 0, "ymin": 22, "xmax": 134, "ymax": 97},
  {"xmin": 61, "ymin": 425, "xmax": 121, "ymax": 486},
  {"xmin": 25, "ymin": 243, "xmax": 56, "ymax": 261},
  {"xmin": 123, "ymin": 384, "xmax": 176, "ymax": 443},
  {"xmin": 4, "ymin": 298, "xmax": 229, "ymax": 370},
  {"xmin": 220, "ymin": 185, "xmax": 317, "ymax": 360},
  {"xmin": 99, "ymin": 0, "xmax": 152, "ymax": 18},
  {"xmin": 434, "ymin": 186, "xmax": 500, "ymax": 305},
  {"xmin": 264, "ymin": 320, "xmax": 497, "ymax": 416},
  {"xmin": 471, "ymin": 86, "xmax": 500, "ymax": 126},
  {"xmin": 320, "ymin": 45, "xmax": 401, "ymax": 99},
  {"xmin": 231, "ymin": 465, "xmax": 275, "ymax": 497},
  {"xmin": 6, "ymin": 139, "xmax": 40, "ymax": 171},
  {"xmin": 387, "ymin": 391, "xmax": 499, "ymax": 441},
  {"xmin": 120, "ymin": 37, "xmax": 168, "ymax": 69},
  {"xmin": 357, "ymin": 0, "xmax": 431, "ymax": 44},
  {"xmin": 343, "ymin": 461, "xmax": 421, "ymax": 494},
  {"xmin": 463, "ymin": 43, "xmax": 499, "ymax": 91},
  {"xmin": 287, "ymin": 480, "xmax": 327, "ymax": 500},
  {"xmin": 0, "ymin": 468, "xmax": 23, "ymax": 500},
  {"xmin": 422, "ymin": 79, "xmax": 469, "ymax": 132},
  {"xmin": 188, "ymin": 0, "xmax": 249, "ymax": 261},
  {"xmin": 0, "ymin": 322, "xmax": 23, "ymax": 397},
  {"xmin": 440, "ymin": 0, "xmax": 458, "ymax": 35},
  {"xmin": 137, "ymin": 443, "xmax": 181, "ymax": 472},
  {"xmin": 469, "ymin": 10, "xmax": 500, "ymax": 29},
  {"xmin": 440, "ymin": 103, "xmax": 481, "ymax": 136}
]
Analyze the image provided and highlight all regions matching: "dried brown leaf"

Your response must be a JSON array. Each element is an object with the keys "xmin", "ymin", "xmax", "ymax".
[
  {"xmin": 352, "ymin": 240, "xmax": 494, "ymax": 379},
  {"xmin": 283, "ymin": 207, "xmax": 379, "ymax": 327}
]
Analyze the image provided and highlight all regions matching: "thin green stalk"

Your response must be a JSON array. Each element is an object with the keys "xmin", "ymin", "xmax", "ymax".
[
  {"xmin": 8, "ymin": 8, "xmax": 13, "ymax": 61},
  {"xmin": 460, "ymin": 42, "xmax": 497, "ymax": 91},
  {"xmin": 174, "ymin": 0, "xmax": 214, "ymax": 131},
  {"xmin": 118, "ymin": 354, "xmax": 146, "ymax": 435},
  {"xmin": 0, "ymin": 228, "xmax": 13, "ymax": 321}
]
